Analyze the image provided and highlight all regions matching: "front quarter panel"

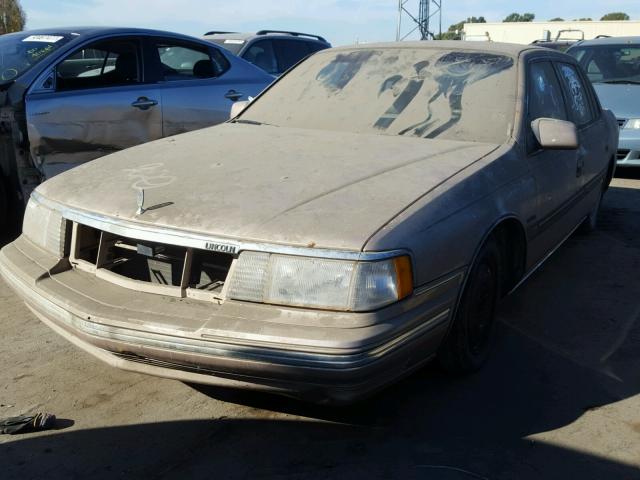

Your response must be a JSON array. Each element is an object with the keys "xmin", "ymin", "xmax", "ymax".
[{"xmin": 364, "ymin": 145, "xmax": 534, "ymax": 289}]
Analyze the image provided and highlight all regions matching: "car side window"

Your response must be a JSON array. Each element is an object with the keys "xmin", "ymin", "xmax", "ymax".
[
  {"xmin": 243, "ymin": 40, "xmax": 278, "ymax": 75},
  {"xmin": 527, "ymin": 61, "xmax": 567, "ymax": 152},
  {"xmin": 528, "ymin": 61, "xmax": 567, "ymax": 122},
  {"xmin": 273, "ymin": 40, "xmax": 312, "ymax": 73},
  {"xmin": 56, "ymin": 40, "xmax": 140, "ymax": 91},
  {"xmin": 556, "ymin": 63, "xmax": 595, "ymax": 126},
  {"xmin": 155, "ymin": 41, "xmax": 228, "ymax": 81}
]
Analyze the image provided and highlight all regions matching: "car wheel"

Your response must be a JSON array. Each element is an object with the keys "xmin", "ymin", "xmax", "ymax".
[
  {"xmin": 578, "ymin": 177, "xmax": 605, "ymax": 234},
  {"xmin": 438, "ymin": 237, "xmax": 501, "ymax": 374}
]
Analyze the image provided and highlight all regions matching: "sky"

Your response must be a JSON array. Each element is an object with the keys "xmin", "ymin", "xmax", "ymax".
[{"xmin": 20, "ymin": 0, "xmax": 640, "ymax": 46}]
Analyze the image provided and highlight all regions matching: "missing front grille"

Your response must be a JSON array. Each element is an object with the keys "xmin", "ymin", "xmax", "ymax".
[
  {"xmin": 74, "ymin": 224, "xmax": 101, "ymax": 264},
  {"xmin": 188, "ymin": 250, "xmax": 233, "ymax": 294},
  {"xmin": 71, "ymin": 222, "xmax": 235, "ymax": 300},
  {"xmin": 103, "ymin": 237, "xmax": 186, "ymax": 287}
]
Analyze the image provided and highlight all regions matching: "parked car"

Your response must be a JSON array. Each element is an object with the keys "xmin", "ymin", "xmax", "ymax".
[
  {"xmin": 0, "ymin": 27, "xmax": 273, "ymax": 231},
  {"xmin": 568, "ymin": 37, "xmax": 640, "ymax": 167},
  {"xmin": 0, "ymin": 42, "xmax": 617, "ymax": 404},
  {"xmin": 203, "ymin": 30, "xmax": 330, "ymax": 76}
]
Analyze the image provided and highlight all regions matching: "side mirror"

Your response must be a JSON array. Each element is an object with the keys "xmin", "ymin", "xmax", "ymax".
[
  {"xmin": 230, "ymin": 100, "xmax": 250, "ymax": 119},
  {"xmin": 531, "ymin": 118, "xmax": 578, "ymax": 150}
]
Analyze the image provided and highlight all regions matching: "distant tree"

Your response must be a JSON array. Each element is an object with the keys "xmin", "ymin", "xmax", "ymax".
[
  {"xmin": 504, "ymin": 12, "xmax": 535, "ymax": 22},
  {"xmin": 436, "ymin": 16, "xmax": 486, "ymax": 40},
  {"xmin": 600, "ymin": 12, "xmax": 630, "ymax": 21},
  {"xmin": 549, "ymin": 17, "xmax": 564, "ymax": 22},
  {"xmin": 573, "ymin": 18, "xmax": 593, "ymax": 21},
  {"xmin": 0, "ymin": 0, "xmax": 26, "ymax": 34}
]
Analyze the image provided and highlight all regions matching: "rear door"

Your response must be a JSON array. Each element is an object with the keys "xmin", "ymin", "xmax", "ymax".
[
  {"xmin": 147, "ymin": 37, "xmax": 244, "ymax": 137},
  {"xmin": 525, "ymin": 59, "xmax": 581, "ymax": 261},
  {"xmin": 25, "ymin": 37, "xmax": 162, "ymax": 178},
  {"xmin": 554, "ymin": 61, "xmax": 607, "ymax": 190}
]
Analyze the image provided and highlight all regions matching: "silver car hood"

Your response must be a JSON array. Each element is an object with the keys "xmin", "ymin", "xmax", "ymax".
[{"xmin": 37, "ymin": 124, "xmax": 498, "ymax": 250}]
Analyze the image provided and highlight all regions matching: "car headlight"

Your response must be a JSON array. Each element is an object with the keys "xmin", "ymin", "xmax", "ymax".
[
  {"xmin": 623, "ymin": 119, "xmax": 640, "ymax": 129},
  {"xmin": 22, "ymin": 197, "xmax": 67, "ymax": 257},
  {"xmin": 227, "ymin": 251, "xmax": 413, "ymax": 311}
]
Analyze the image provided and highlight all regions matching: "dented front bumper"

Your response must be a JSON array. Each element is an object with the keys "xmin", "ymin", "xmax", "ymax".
[{"xmin": 0, "ymin": 236, "xmax": 459, "ymax": 404}]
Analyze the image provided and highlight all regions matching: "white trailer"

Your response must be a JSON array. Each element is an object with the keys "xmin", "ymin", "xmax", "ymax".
[{"xmin": 463, "ymin": 21, "xmax": 640, "ymax": 44}]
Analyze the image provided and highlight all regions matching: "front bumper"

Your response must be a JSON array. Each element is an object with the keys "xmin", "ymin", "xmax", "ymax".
[
  {"xmin": 0, "ymin": 236, "xmax": 459, "ymax": 404},
  {"xmin": 616, "ymin": 132, "xmax": 640, "ymax": 167}
]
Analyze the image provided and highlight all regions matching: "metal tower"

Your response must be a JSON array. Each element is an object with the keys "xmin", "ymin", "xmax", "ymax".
[{"xmin": 396, "ymin": 0, "xmax": 442, "ymax": 41}]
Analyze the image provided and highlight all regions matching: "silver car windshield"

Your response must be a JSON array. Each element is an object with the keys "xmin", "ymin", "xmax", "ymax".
[
  {"xmin": 240, "ymin": 47, "xmax": 517, "ymax": 143},
  {"xmin": 0, "ymin": 32, "xmax": 76, "ymax": 83},
  {"xmin": 569, "ymin": 45, "xmax": 640, "ymax": 85}
]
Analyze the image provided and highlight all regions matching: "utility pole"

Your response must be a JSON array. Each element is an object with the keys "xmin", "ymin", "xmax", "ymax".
[{"xmin": 396, "ymin": 0, "xmax": 442, "ymax": 41}]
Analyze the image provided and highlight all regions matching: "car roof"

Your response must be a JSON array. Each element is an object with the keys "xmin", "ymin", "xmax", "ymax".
[
  {"xmin": 8, "ymin": 26, "xmax": 207, "ymax": 44},
  {"xmin": 330, "ymin": 40, "xmax": 542, "ymax": 57},
  {"xmin": 203, "ymin": 31, "xmax": 329, "ymax": 44},
  {"xmin": 574, "ymin": 36, "xmax": 640, "ymax": 46}
]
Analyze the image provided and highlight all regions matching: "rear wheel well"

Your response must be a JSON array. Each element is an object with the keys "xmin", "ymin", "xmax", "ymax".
[{"xmin": 490, "ymin": 218, "xmax": 527, "ymax": 297}]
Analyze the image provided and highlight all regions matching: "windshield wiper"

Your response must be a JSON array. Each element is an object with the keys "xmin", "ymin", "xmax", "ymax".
[
  {"xmin": 232, "ymin": 119, "xmax": 279, "ymax": 127},
  {"xmin": 598, "ymin": 79, "xmax": 640, "ymax": 85},
  {"xmin": 232, "ymin": 119, "xmax": 263, "ymax": 125}
]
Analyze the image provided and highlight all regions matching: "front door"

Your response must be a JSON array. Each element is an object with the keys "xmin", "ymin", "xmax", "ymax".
[
  {"xmin": 25, "ymin": 37, "xmax": 162, "ymax": 179},
  {"xmin": 525, "ymin": 60, "xmax": 581, "ymax": 263}
]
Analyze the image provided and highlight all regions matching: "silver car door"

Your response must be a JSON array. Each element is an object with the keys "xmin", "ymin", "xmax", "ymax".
[
  {"xmin": 149, "ymin": 38, "xmax": 265, "ymax": 137},
  {"xmin": 525, "ymin": 60, "xmax": 581, "ymax": 263},
  {"xmin": 25, "ymin": 37, "xmax": 162, "ymax": 179}
]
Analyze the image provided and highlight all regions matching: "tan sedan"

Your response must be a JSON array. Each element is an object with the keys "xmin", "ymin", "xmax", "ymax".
[{"xmin": 0, "ymin": 42, "xmax": 617, "ymax": 403}]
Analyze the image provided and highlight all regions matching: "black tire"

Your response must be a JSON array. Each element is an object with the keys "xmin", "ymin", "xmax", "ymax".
[{"xmin": 438, "ymin": 237, "xmax": 501, "ymax": 374}]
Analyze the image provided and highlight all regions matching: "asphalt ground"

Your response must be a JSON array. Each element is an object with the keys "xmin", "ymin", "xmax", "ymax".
[{"xmin": 1, "ymin": 171, "xmax": 640, "ymax": 480}]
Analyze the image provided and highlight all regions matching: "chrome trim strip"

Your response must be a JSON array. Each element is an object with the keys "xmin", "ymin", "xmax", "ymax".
[{"xmin": 32, "ymin": 191, "xmax": 408, "ymax": 262}]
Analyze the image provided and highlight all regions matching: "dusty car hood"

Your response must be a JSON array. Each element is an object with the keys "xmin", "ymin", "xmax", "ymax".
[
  {"xmin": 37, "ymin": 124, "xmax": 498, "ymax": 250},
  {"xmin": 593, "ymin": 83, "xmax": 640, "ymax": 120}
]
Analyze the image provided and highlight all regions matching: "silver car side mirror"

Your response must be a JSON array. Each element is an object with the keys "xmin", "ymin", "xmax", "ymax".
[
  {"xmin": 230, "ymin": 100, "xmax": 251, "ymax": 119},
  {"xmin": 531, "ymin": 118, "xmax": 578, "ymax": 150}
]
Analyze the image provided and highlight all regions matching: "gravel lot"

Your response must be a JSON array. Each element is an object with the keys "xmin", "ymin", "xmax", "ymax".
[{"xmin": 1, "ymin": 173, "xmax": 640, "ymax": 480}]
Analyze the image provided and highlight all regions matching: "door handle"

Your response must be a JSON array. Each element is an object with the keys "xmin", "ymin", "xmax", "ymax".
[
  {"xmin": 224, "ymin": 90, "xmax": 243, "ymax": 100},
  {"xmin": 131, "ymin": 97, "xmax": 158, "ymax": 110}
]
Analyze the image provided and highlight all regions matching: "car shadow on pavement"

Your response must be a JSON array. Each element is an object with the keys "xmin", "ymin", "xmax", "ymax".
[
  {"xmin": 2, "ymin": 181, "xmax": 639, "ymax": 479},
  {"xmin": 1, "ymin": 402, "xmax": 638, "ymax": 479}
]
